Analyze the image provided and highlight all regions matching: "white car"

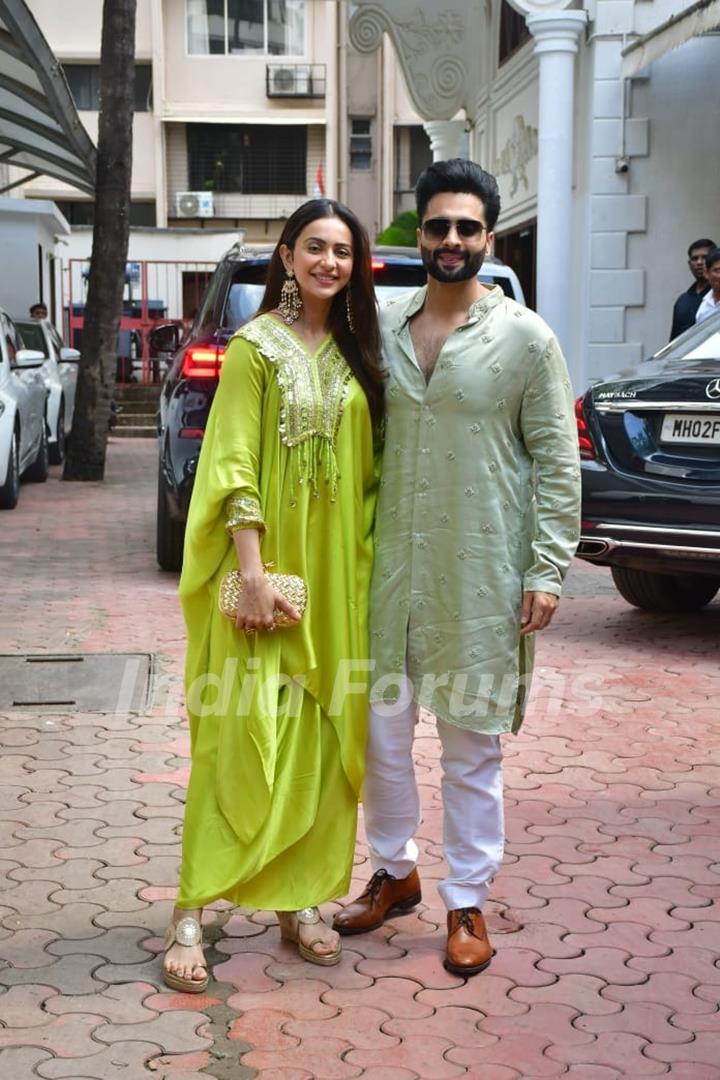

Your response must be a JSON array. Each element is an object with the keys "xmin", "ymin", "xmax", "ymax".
[
  {"xmin": 15, "ymin": 318, "xmax": 79, "ymax": 465},
  {"xmin": 0, "ymin": 308, "xmax": 50, "ymax": 510}
]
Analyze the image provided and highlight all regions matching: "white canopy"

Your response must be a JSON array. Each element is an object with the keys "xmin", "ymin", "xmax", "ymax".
[
  {"xmin": 622, "ymin": 0, "xmax": 720, "ymax": 78},
  {"xmin": 0, "ymin": 0, "xmax": 95, "ymax": 194}
]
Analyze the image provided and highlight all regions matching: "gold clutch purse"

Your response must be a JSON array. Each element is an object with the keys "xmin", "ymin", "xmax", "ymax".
[{"xmin": 218, "ymin": 566, "xmax": 307, "ymax": 628}]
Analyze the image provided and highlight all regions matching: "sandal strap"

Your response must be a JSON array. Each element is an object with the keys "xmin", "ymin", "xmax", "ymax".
[
  {"xmin": 165, "ymin": 915, "xmax": 203, "ymax": 949},
  {"xmin": 296, "ymin": 906, "xmax": 321, "ymax": 926}
]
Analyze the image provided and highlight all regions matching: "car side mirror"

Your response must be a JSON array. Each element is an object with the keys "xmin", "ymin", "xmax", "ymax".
[
  {"xmin": 150, "ymin": 323, "xmax": 181, "ymax": 354},
  {"xmin": 14, "ymin": 349, "xmax": 46, "ymax": 369},
  {"xmin": 59, "ymin": 347, "xmax": 81, "ymax": 363}
]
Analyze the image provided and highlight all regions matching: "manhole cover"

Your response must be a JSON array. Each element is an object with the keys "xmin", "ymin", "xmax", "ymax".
[{"xmin": 0, "ymin": 653, "xmax": 153, "ymax": 711}]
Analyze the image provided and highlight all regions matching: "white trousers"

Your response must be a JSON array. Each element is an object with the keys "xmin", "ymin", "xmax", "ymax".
[{"xmin": 363, "ymin": 698, "xmax": 505, "ymax": 911}]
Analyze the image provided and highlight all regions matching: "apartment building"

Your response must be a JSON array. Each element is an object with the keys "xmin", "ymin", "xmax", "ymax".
[{"xmin": 15, "ymin": 0, "xmax": 432, "ymax": 247}]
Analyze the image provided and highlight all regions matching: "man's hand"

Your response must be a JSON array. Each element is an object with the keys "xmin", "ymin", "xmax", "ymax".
[{"xmin": 520, "ymin": 590, "xmax": 559, "ymax": 635}]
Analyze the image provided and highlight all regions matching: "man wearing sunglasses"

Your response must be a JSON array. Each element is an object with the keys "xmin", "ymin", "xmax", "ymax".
[{"xmin": 334, "ymin": 159, "xmax": 581, "ymax": 978}]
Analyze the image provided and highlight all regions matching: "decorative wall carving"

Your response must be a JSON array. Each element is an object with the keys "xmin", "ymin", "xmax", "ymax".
[
  {"xmin": 349, "ymin": 2, "xmax": 476, "ymax": 120},
  {"xmin": 493, "ymin": 115, "xmax": 538, "ymax": 196}
]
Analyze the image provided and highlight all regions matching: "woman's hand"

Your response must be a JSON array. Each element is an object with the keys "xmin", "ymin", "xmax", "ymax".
[{"xmin": 234, "ymin": 572, "xmax": 301, "ymax": 633}]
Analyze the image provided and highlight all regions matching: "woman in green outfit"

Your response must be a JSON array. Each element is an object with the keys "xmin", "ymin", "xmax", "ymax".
[{"xmin": 162, "ymin": 200, "xmax": 384, "ymax": 992}]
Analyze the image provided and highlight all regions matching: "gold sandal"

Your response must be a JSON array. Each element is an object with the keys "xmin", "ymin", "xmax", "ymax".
[
  {"xmin": 163, "ymin": 916, "xmax": 209, "ymax": 993},
  {"xmin": 277, "ymin": 906, "xmax": 342, "ymax": 966}
]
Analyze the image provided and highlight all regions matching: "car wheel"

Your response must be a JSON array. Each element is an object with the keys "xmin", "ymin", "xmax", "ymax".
[
  {"xmin": 157, "ymin": 461, "xmax": 185, "ymax": 572},
  {"xmin": 24, "ymin": 417, "xmax": 49, "ymax": 483},
  {"xmin": 611, "ymin": 566, "xmax": 720, "ymax": 612},
  {"xmin": 49, "ymin": 400, "xmax": 65, "ymax": 465},
  {"xmin": 0, "ymin": 427, "xmax": 20, "ymax": 510}
]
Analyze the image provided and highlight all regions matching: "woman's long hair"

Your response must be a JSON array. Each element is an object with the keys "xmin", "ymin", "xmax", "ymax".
[{"xmin": 257, "ymin": 199, "xmax": 384, "ymax": 427}]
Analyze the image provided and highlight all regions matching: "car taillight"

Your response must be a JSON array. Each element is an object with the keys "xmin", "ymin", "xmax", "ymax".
[
  {"xmin": 575, "ymin": 396, "xmax": 596, "ymax": 460},
  {"xmin": 371, "ymin": 260, "xmax": 386, "ymax": 270},
  {"xmin": 182, "ymin": 345, "xmax": 225, "ymax": 378}
]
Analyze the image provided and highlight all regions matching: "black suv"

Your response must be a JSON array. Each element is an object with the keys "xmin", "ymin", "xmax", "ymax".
[{"xmin": 152, "ymin": 244, "xmax": 524, "ymax": 571}]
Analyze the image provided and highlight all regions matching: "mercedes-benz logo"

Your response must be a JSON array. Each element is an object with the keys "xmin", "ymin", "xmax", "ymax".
[{"xmin": 705, "ymin": 378, "xmax": 720, "ymax": 400}]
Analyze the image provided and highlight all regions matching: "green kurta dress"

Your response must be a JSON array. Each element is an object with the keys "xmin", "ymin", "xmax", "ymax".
[{"xmin": 176, "ymin": 314, "xmax": 377, "ymax": 911}]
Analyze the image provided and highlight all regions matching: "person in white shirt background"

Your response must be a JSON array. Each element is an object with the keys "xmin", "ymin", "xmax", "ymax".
[{"xmin": 695, "ymin": 248, "xmax": 720, "ymax": 323}]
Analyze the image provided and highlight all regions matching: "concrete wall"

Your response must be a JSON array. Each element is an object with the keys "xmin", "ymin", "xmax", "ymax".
[{"xmin": 0, "ymin": 200, "xmax": 70, "ymax": 323}]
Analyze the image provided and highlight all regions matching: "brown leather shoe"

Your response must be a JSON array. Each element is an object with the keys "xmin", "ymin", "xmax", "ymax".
[
  {"xmin": 445, "ymin": 908, "xmax": 493, "ymax": 976},
  {"xmin": 333, "ymin": 868, "xmax": 422, "ymax": 935}
]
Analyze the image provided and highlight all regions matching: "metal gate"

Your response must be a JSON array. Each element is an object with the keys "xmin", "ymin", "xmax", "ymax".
[{"xmin": 63, "ymin": 258, "xmax": 217, "ymax": 384}]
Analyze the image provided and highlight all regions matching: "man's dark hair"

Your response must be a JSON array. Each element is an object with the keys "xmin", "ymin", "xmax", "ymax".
[
  {"xmin": 415, "ymin": 158, "xmax": 501, "ymax": 230},
  {"xmin": 29, "ymin": 302, "xmax": 47, "ymax": 315},
  {"xmin": 688, "ymin": 238, "xmax": 716, "ymax": 257},
  {"xmin": 704, "ymin": 248, "xmax": 720, "ymax": 271}
]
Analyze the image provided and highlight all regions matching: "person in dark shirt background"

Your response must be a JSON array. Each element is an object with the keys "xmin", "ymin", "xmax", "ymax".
[{"xmin": 670, "ymin": 238, "xmax": 715, "ymax": 339}]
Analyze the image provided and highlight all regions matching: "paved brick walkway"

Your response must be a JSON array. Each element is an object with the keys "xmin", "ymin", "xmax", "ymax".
[{"xmin": 1, "ymin": 439, "xmax": 719, "ymax": 1079}]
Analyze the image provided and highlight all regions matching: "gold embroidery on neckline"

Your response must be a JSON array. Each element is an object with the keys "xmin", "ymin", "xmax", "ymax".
[{"xmin": 235, "ymin": 315, "xmax": 355, "ymax": 496}]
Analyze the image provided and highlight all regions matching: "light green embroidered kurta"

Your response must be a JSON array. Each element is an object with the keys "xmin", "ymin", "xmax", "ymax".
[
  {"xmin": 177, "ymin": 314, "xmax": 377, "ymax": 909},
  {"xmin": 370, "ymin": 285, "xmax": 581, "ymax": 735}
]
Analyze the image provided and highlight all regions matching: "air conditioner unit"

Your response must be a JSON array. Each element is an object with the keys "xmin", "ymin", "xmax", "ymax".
[
  {"xmin": 176, "ymin": 191, "xmax": 214, "ymax": 218},
  {"xmin": 268, "ymin": 65, "xmax": 311, "ymax": 97}
]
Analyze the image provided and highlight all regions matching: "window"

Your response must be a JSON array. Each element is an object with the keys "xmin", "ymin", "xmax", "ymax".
[
  {"xmin": 187, "ymin": 0, "xmax": 304, "ymax": 56},
  {"xmin": 62, "ymin": 64, "xmax": 153, "ymax": 111},
  {"xmin": 52, "ymin": 201, "xmax": 157, "ymax": 227},
  {"xmin": 498, "ymin": 1, "xmax": 530, "ymax": 65},
  {"xmin": 350, "ymin": 118, "xmax": 372, "ymax": 171},
  {"xmin": 187, "ymin": 124, "xmax": 306, "ymax": 194}
]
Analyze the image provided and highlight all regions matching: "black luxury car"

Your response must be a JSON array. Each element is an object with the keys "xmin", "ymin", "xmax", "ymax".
[
  {"xmin": 575, "ymin": 310, "xmax": 720, "ymax": 611},
  {"xmin": 152, "ymin": 243, "xmax": 525, "ymax": 571}
]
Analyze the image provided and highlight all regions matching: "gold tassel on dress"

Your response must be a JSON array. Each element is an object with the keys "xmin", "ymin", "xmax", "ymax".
[
  {"xmin": 345, "ymin": 288, "xmax": 355, "ymax": 334},
  {"xmin": 279, "ymin": 271, "xmax": 302, "ymax": 324}
]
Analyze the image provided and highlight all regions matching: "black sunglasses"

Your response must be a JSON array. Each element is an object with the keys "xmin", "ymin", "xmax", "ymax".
[{"xmin": 421, "ymin": 217, "xmax": 487, "ymax": 240}]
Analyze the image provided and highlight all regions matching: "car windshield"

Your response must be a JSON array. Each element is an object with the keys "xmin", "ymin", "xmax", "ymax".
[
  {"xmin": 654, "ymin": 308, "xmax": 720, "ymax": 362},
  {"xmin": 16, "ymin": 322, "xmax": 48, "ymax": 356},
  {"xmin": 223, "ymin": 262, "xmax": 517, "ymax": 332}
]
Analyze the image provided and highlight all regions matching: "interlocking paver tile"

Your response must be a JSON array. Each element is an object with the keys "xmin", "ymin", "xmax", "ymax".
[
  {"xmin": 1, "ymin": 952, "xmax": 111, "ymax": 994},
  {"xmin": 322, "ymin": 977, "xmax": 434, "ymax": 1019},
  {"xmin": 586, "ymin": 897, "xmax": 689, "ymax": 932},
  {"xmin": 546, "ymin": 1030, "xmax": 667, "ymax": 1073},
  {"xmin": 649, "ymin": 921, "xmax": 719, "ymax": 950},
  {"xmin": 0, "ymin": 1010, "xmax": 104, "ymax": 1055},
  {"xmin": 212, "ymin": 949, "xmax": 281, "ymax": 992},
  {"xmin": 0, "ymin": 1046, "xmax": 54, "ymax": 1078},
  {"xmin": 0, "ymin": 983, "xmax": 58, "ymax": 1025},
  {"xmin": 266, "ymin": 950, "xmax": 375, "ymax": 989},
  {"xmin": 603, "ymin": 971, "xmax": 716, "ymax": 1013},
  {"xmin": 417, "ymin": 975, "xmax": 528, "ymax": 1016},
  {"xmin": 442, "ymin": 1057, "xmax": 521, "ymax": 1080},
  {"xmin": 286, "ymin": 1006, "xmax": 400, "ymax": 1050},
  {"xmin": 539, "ymin": 947, "xmax": 647, "ymax": 985},
  {"xmin": 227, "ymin": 1007, "xmax": 299, "ymax": 1049},
  {"xmin": 227, "ymin": 978, "xmax": 338, "ymax": 1018},
  {"xmin": 47, "ymin": 925, "xmax": 151, "ymax": 964},
  {"xmin": 0, "ymin": 927, "xmax": 60, "ymax": 968},
  {"xmin": 242, "ymin": 1036, "xmax": 360, "ymax": 1078},
  {"xmin": 44, "ymin": 981, "xmax": 158, "ymax": 1024},
  {"xmin": 35, "ymin": 1039, "xmax": 164, "ymax": 1079},
  {"xmin": 146, "ymin": 1050, "xmax": 212, "ymax": 1078},
  {"xmin": 382, "ymin": 1006, "xmax": 498, "ymax": 1047},
  {"xmin": 576, "ymin": 1001, "xmax": 693, "ymax": 1043},
  {"xmin": 345, "ymin": 1035, "xmax": 465, "ymax": 1078},
  {"xmin": 511, "ymin": 973, "xmax": 620, "ymax": 1015},
  {"xmin": 563, "ymin": 921, "xmax": 669, "ymax": 957},
  {"xmin": 94, "ymin": 1009, "xmax": 211, "ymax": 1053}
]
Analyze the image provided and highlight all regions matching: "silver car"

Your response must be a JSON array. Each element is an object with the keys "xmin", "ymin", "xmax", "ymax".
[
  {"xmin": 14, "ymin": 318, "xmax": 80, "ymax": 465},
  {"xmin": 0, "ymin": 308, "xmax": 49, "ymax": 510}
]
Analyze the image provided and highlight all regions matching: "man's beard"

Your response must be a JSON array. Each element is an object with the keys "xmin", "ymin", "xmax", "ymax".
[{"xmin": 421, "ymin": 243, "xmax": 486, "ymax": 283}]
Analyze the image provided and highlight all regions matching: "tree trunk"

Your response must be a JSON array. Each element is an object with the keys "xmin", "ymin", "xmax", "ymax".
[{"xmin": 63, "ymin": 0, "xmax": 137, "ymax": 480}]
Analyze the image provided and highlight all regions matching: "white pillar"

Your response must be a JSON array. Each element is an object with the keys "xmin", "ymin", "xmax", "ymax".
[
  {"xmin": 526, "ymin": 10, "xmax": 586, "ymax": 366},
  {"xmin": 423, "ymin": 119, "xmax": 466, "ymax": 162}
]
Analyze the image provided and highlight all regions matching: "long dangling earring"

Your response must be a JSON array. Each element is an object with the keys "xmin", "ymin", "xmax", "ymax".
[
  {"xmin": 279, "ymin": 270, "xmax": 302, "ymax": 324},
  {"xmin": 345, "ymin": 288, "xmax": 355, "ymax": 334}
]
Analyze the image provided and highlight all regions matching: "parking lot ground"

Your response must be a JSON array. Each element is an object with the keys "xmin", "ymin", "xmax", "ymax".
[{"xmin": 1, "ymin": 438, "xmax": 719, "ymax": 1080}]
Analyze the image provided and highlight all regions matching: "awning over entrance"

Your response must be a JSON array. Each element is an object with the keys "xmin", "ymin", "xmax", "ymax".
[
  {"xmin": 0, "ymin": 0, "xmax": 95, "ymax": 194},
  {"xmin": 622, "ymin": 0, "xmax": 720, "ymax": 77}
]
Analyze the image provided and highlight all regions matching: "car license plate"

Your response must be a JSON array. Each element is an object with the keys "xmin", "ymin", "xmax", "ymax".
[{"xmin": 660, "ymin": 414, "xmax": 720, "ymax": 444}]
